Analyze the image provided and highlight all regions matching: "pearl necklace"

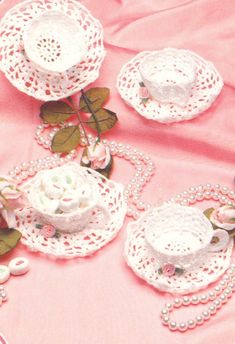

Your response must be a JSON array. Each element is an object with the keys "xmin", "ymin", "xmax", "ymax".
[
  {"xmin": 161, "ymin": 263, "xmax": 235, "ymax": 332},
  {"xmin": 8, "ymin": 123, "xmax": 155, "ymax": 220},
  {"xmin": 160, "ymin": 183, "xmax": 235, "ymax": 332}
]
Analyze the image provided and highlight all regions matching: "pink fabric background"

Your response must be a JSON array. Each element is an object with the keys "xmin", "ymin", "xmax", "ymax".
[{"xmin": 0, "ymin": 0, "xmax": 235, "ymax": 343}]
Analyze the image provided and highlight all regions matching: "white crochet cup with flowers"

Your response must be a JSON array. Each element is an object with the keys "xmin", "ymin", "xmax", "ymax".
[
  {"xmin": 23, "ymin": 10, "xmax": 87, "ymax": 73},
  {"xmin": 145, "ymin": 204, "xmax": 229, "ymax": 273},
  {"xmin": 27, "ymin": 163, "xmax": 111, "ymax": 233},
  {"xmin": 139, "ymin": 49, "xmax": 196, "ymax": 107}
]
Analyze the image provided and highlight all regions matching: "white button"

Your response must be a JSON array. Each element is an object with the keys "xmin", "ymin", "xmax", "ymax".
[
  {"xmin": 0, "ymin": 265, "xmax": 10, "ymax": 284},
  {"xmin": 9, "ymin": 257, "xmax": 30, "ymax": 276}
]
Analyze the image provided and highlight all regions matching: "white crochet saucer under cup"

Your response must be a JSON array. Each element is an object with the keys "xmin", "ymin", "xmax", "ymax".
[
  {"xmin": 0, "ymin": 0, "xmax": 105, "ymax": 101},
  {"xmin": 145, "ymin": 205, "xmax": 227, "ymax": 270},
  {"xmin": 17, "ymin": 162, "xmax": 126, "ymax": 258},
  {"xmin": 23, "ymin": 11, "xmax": 87, "ymax": 73},
  {"xmin": 139, "ymin": 51, "xmax": 196, "ymax": 107},
  {"xmin": 117, "ymin": 48, "xmax": 223, "ymax": 123},
  {"xmin": 27, "ymin": 163, "xmax": 111, "ymax": 233}
]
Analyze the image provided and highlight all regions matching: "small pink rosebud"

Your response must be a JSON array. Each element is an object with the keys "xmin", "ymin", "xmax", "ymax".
[
  {"xmin": 162, "ymin": 263, "xmax": 176, "ymax": 277},
  {"xmin": 41, "ymin": 224, "xmax": 56, "ymax": 238},
  {"xmin": 83, "ymin": 142, "xmax": 111, "ymax": 170},
  {"xmin": 139, "ymin": 86, "xmax": 149, "ymax": 99},
  {"xmin": 210, "ymin": 205, "xmax": 235, "ymax": 231}
]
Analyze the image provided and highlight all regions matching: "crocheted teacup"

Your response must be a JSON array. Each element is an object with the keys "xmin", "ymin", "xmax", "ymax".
[
  {"xmin": 145, "ymin": 204, "xmax": 229, "ymax": 271},
  {"xmin": 139, "ymin": 49, "xmax": 196, "ymax": 107},
  {"xmin": 28, "ymin": 163, "xmax": 110, "ymax": 233},
  {"xmin": 23, "ymin": 11, "xmax": 87, "ymax": 73}
]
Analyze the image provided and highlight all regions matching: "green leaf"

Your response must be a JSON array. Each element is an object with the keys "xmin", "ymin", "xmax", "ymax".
[
  {"xmin": 203, "ymin": 208, "xmax": 215, "ymax": 219},
  {"xmin": 230, "ymin": 218, "xmax": 235, "ymax": 222},
  {"xmin": 80, "ymin": 149, "xmax": 113, "ymax": 179},
  {"xmin": 0, "ymin": 228, "xmax": 21, "ymax": 256},
  {"xmin": 79, "ymin": 88, "xmax": 110, "ymax": 113},
  {"xmin": 80, "ymin": 148, "xmax": 90, "ymax": 168},
  {"xmin": 175, "ymin": 267, "xmax": 184, "ymax": 276},
  {"xmin": 40, "ymin": 101, "xmax": 75, "ymax": 124},
  {"xmin": 87, "ymin": 108, "xmax": 118, "ymax": 134},
  {"xmin": 229, "ymin": 229, "xmax": 235, "ymax": 238},
  {"xmin": 96, "ymin": 156, "xmax": 113, "ymax": 179},
  {"xmin": 203, "ymin": 208, "xmax": 219, "ymax": 229},
  {"xmin": 51, "ymin": 126, "xmax": 80, "ymax": 153}
]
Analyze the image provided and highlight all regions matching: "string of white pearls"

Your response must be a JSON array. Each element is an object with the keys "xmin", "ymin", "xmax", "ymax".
[
  {"xmin": 9, "ymin": 123, "xmax": 156, "ymax": 220},
  {"xmin": 102, "ymin": 140, "xmax": 155, "ymax": 219},
  {"xmin": 161, "ymin": 264, "xmax": 235, "ymax": 332},
  {"xmin": 168, "ymin": 183, "xmax": 235, "ymax": 207}
]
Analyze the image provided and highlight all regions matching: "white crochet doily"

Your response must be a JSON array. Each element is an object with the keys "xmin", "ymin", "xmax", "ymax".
[
  {"xmin": 16, "ymin": 167, "xmax": 127, "ymax": 259},
  {"xmin": 0, "ymin": 0, "xmax": 105, "ymax": 101},
  {"xmin": 117, "ymin": 48, "xmax": 223, "ymax": 123},
  {"xmin": 124, "ymin": 193, "xmax": 234, "ymax": 294}
]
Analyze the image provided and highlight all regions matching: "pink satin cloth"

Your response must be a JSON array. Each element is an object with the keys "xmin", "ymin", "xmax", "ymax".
[{"xmin": 0, "ymin": 0, "xmax": 235, "ymax": 343}]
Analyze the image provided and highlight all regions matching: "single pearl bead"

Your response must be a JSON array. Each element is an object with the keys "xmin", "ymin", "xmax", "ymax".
[
  {"xmin": 187, "ymin": 319, "xmax": 196, "ymax": 329},
  {"xmin": 191, "ymin": 296, "xmax": 199, "ymax": 305},
  {"xmin": 204, "ymin": 191, "xmax": 211, "ymax": 199},
  {"xmin": 228, "ymin": 282, "xmax": 235, "ymax": 291},
  {"xmin": 21, "ymin": 162, "xmax": 28, "ymax": 171},
  {"xmin": 14, "ymin": 166, "xmax": 21, "ymax": 174},
  {"xmin": 209, "ymin": 305, "xmax": 217, "ymax": 315},
  {"xmin": 9, "ymin": 171, "xmax": 16, "ymax": 177},
  {"xmin": 219, "ymin": 294, "xmax": 227, "ymax": 304},
  {"xmin": 223, "ymin": 274, "xmax": 230, "ymax": 281},
  {"xmin": 178, "ymin": 322, "xmax": 188, "ymax": 332},
  {"xmin": 214, "ymin": 184, "xmax": 220, "ymax": 190},
  {"xmin": 208, "ymin": 291, "xmax": 216, "ymax": 301},
  {"xmin": 221, "ymin": 186, "xmax": 229, "ymax": 195},
  {"xmin": 214, "ymin": 299, "xmax": 222, "ymax": 309},
  {"xmin": 214, "ymin": 286, "xmax": 221, "ymax": 294},
  {"xmin": 219, "ymin": 195, "xmax": 227, "ymax": 204},
  {"xmin": 228, "ymin": 191, "xmax": 235, "ymax": 199},
  {"xmin": 197, "ymin": 185, "xmax": 204, "ymax": 192},
  {"xmin": 181, "ymin": 200, "xmax": 189, "ymax": 206},
  {"xmin": 173, "ymin": 298, "xmax": 182, "ymax": 308},
  {"xmin": 224, "ymin": 288, "xmax": 232, "ymax": 298},
  {"xmin": 202, "ymin": 311, "xmax": 210, "ymax": 320},
  {"xmin": 189, "ymin": 195, "xmax": 196, "ymax": 204},
  {"xmin": 182, "ymin": 296, "xmax": 190, "ymax": 306},
  {"xmin": 195, "ymin": 315, "xmax": 204, "ymax": 325},
  {"xmin": 165, "ymin": 303, "xmax": 173, "ymax": 311},
  {"xmin": 1, "ymin": 291, "xmax": 7, "ymax": 302},
  {"xmin": 161, "ymin": 315, "xmax": 170, "ymax": 325},
  {"xmin": 212, "ymin": 192, "xmax": 219, "ymax": 201},
  {"xmin": 161, "ymin": 308, "xmax": 169, "ymax": 316},
  {"xmin": 219, "ymin": 280, "xmax": 227, "ymax": 289},
  {"xmin": 189, "ymin": 187, "xmax": 196, "ymax": 193},
  {"xmin": 168, "ymin": 321, "xmax": 177, "ymax": 331},
  {"xmin": 200, "ymin": 295, "xmax": 208, "ymax": 304},
  {"xmin": 227, "ymin": 268, "xmax": 235, "ymax": 275},
  {"xmin": 196, "ymin": 192, "xmax": 204, "ymax": 201}
]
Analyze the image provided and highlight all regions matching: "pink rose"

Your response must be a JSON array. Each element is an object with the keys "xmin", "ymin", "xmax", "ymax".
[
  {"xmin": 162, "ymin": 263, "xmax": 176, "ymax": 277},
  {"xmin": 139, "ymin": 86, "xmax": 149, "ymax": 99},
  {"xmin": 210, "ymin": 206, "xmax": 235, "ymax": 231},
  {"xmin": 0, "ymin": 177, "xmax": 26, "ymax": 228},
  {"xmin": 0, "ymin": 177, "xmax": 26, "ymax": 210},
  {"xmin": 41, "ymin": 224, "xmax": 56, "ymax": 238},
  {"xmin": 82, "ymin": 142, "xmax": 111, "ymax": 170}
]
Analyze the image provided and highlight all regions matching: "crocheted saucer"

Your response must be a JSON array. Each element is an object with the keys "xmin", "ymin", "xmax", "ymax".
[
  {"xmin": 15, "ymin": 165, "xmax": 127, "ymax": 259},
  {"xmin": 117, "ymin": 48, "xmax": 223, "ymax": 123},
  {"xmin": 0, "ymin": 0, "xmax": 105, "ymax": 101},
  {"xmin": 124, "ymin": 186, "xmax": 234, "ymax": 294}
]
